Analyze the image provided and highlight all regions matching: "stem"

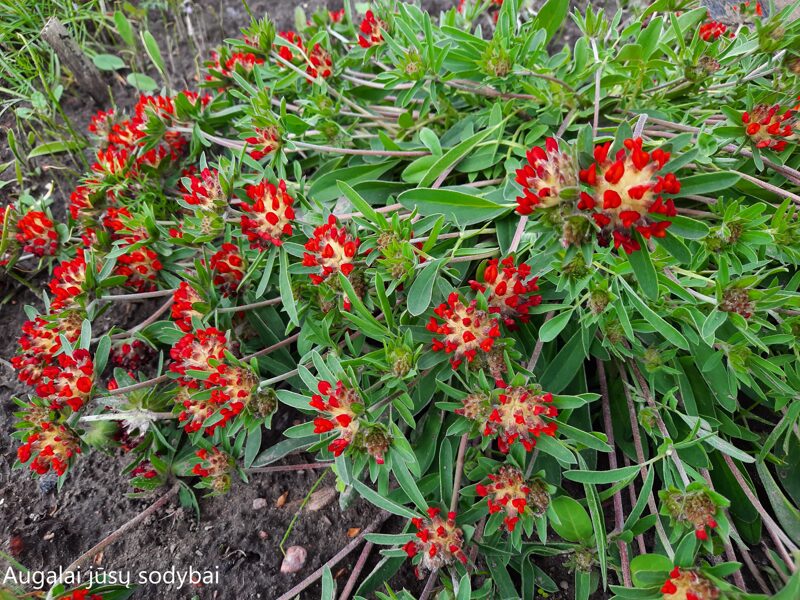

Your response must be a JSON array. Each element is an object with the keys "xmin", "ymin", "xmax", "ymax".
[
  {"xmin": 248, "ymin": 462, "xmax": 332, "ymax": 474},
  {"xmin": 216, "ymin": 296, "xmax": 281, "ymax": 314},
  {"xmin": 101, "ymin": 288, "xmax": 175, "ymax": 301},
  {"xmin": 526, "ymin": 311, "xmax": 554, "ymax": 371},
  {"xmin": 733, "ymin": 170, "xmax": 800, "ymax": 205},
  {"xmin": 338, "ymin": 202, "xmax": 403, "ymax": 221},
  {"xmin": 109, "ymin": 297, "xmax": 173, "ymax": 341},
  {"xmin": 242, "ymin": 332, "xmax": 300, "ymax": 361},
  {"xmin": 450, "ymin": 433, "xmax": 469, "ymax": 514},
  {"xmin": 590, "ymin": 39, "xmax": 602, "ymax": 139},
  {"xmin": 100, "ymin": 373, "xmax": 171, "ymax": 397},
  {"xmin": 79, "ymin": 410, "xmax": 175, "ymax": 423},
  {"xmin": 275, "ymin": 513, "xmax": 388, "ymax": 600},
  {"xmin": 337, "ymin": 541, "xmax": 374, "ymax": 600},
  {"xmin": 418, "ymin": 569, "xmax": 439, "ymax": 600},
  {"xmin": 597, "ymin": 359, "xmax": 632, "ymax": 587},
  {"xmin": 290, "ymin": 140, "xmax": 428, "ymax": 157}
]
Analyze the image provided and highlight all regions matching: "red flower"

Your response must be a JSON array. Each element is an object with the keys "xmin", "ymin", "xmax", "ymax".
[
  {"xmin": 69, "ymin": 182, "xmax": 102, "ymax": 222},
  {"xmin": 330, "ymin": 9, "xmax": 345, "ymax": 22},
  {"xmin": 515, "ymin": 137, "xmax": 577, "ymax": 214},
  {"xmin": 302, "ymin": 215, "xmax": 360, "ymax": 285},
  {"xmin": 209, "ymin": 243, "xmax": 245, "ymax": 296},
  {"xmin": 191, "ymin": 446, "xmax": 232, "ymax": 494},
  {"xmin": 661, "ymin": 567, "xmax": 720, "ymax": 600},
  {"xmin": 169, "ymin": 327, "xmax": 228, "ymax": 378},
  {"xmin": 358, "ymin": 10, "xmax": 384, "ymax": 48},
  {"xmin": 115, "ymin": 243, "xmax": 162, "ymax": 292},
  {"xmin": 309, "ymin": 380, "xmax": 362, "ymax": 457},
  {"xmin": 469, "ymin": 257, "xmax": 541, "ymax": 327},
  {"xmin": 698, "ymin": 20, "xmax": 728, "ymax": 41},
  {"xmin": 240, "ymin": 179, "xmax": 295, "ymax": 248},
  {"xmin": 476, "ymin": 466, "xmax": 548, "ymax": 531},
  {"xmin": 11, "ymin": 311, "xmax": 83, "ymax": 386},
  {"xmin": 110, "ymin": 339, "xmax": 153, "ymax": 371},
  {"xmin": 34, "ymin": 349, "xmax": 94, "ymax": 412},
  {"xmin": 426, "ymin": 292, "xmax": 501, "ymax": 368},
  {"xmin": 307, "ymin": 44, "xmax": 333, "ymax": 79},
  {"xmin": 404, "ymin": 508, "xmax": 467, "ymax": 573},
  {"xmin": 742, "ymin": 104, "xmax": 794, "ymax": 152},
  {"xmin": 277, "ymin": 31, "xmax": 304, "ymax": 63},
  {"xmin": 17, "ymin": 422, "xmax": 81, "ymax": 476},
  {"xmin": 578, "ymin": 137, "xmax": 678, "ymax": 253},
  {"xmin": 483, "ymin": 384, "xmax": 558, "ymax": 453},
  {"xmin": 172, "ymin": 281, "xmax": 205, "ymax": 332},
  {"xmin": 49, "ymin": 254, "xmax": 88, "ymax": 310},
  {"xmin": 246, "ymin": 126, "xmax": 281, "ymax": 160},
  {"xmin": 175, "ymin": 365, "xmax": 256, "ymax": 435},
  {"xmin": 224, "ymin": 52, "xmax": 264, "ymax": 73},
  {"xmin": 88, "ymin": 108, "xmax": 115, "ymax": 137},
  {"xmin": 183, "ymin": 167, "xmax": 226, "ymax": 212},
  {"xmin": 15, "ymin": 210, "xmax": 58, "ymax": 257},
  {"xmin": 92, "ymin": 147, "xmax": 129, "ymax": 177}
]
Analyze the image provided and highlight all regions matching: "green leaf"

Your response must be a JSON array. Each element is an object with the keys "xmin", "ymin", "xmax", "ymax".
[
  {"xmin": 531, "ymin": 0, "xmax": 569, "ymax": 43},
  {"xmin": 394, "ymin": 459, "xmax": 427, "ymax": 512},
  {"xmin": 564, "ymin": 464, "xmax": 641, "ymax": 484},
  {"xmin": 114, "ymin": 10, "xmax": 136, "ymax": 46},
  {"xmin": 126, "ymin": 72, "xmax": 158, "ymax": 92},
  {"xmin": 398, "ymin": 188, "xmax": 511, "ymax": 227},
  {"xmin": 678, "ymin": 172, "xmax": 740, "ymax": 196},
  {"xmin": 27, "ymin": 140, "xmax": 84, "ymax": 159},
  {"xmin": 628, "ymin": 242, "xmax": 658, "ymax": 300},
  {"xmin": 549, "ymin": 496, "xmax": 593, "ymax": 543},
  {"xmin": 337, "ymin": 181, "xmax": 387, "ymax": 228},
  {"xmin": 92, "ymin": 54, "xmax": 125, "ymax": 71},
  {"xmin": 538, "ymin": 309, "xmax": 573, "ymax": 342},
  {"xmin": 279, "ymin": 248, "xmax": 299, "ymax": 326},
  {"xmin": 666, "ymin": 215, "xmax": 709, "ymax": 239},
  {"xmin": 407, "ymin": 258, "xmax": 444, "ymax": 316},
  {"xmin": 252, "ymin": 436, "xmax": 316, "ymax": 467},
  {"xmin": 701, "ymin": 310, "xmax": 727, "ymax": 345},
  {"xmin": 630, "ymin": 554, "xmax": 672, "ymax": 587},
  {"xmin": 244, "ymin": 426, "xmax": 262, "ymax": 469},
  {"xmin": 353, "ymin": 480, "xmax": 418, "ymax": 519},
  {"xmin": 141, "ymin": 31, "xmax": 166, "ymax": 77},
  {"xmin": 418, "ymin": 124, "xmax": 500, "ymax": 187},
  {"xmin": 621, "ymin": 278, "xmax": 689, "ymax": 350}
]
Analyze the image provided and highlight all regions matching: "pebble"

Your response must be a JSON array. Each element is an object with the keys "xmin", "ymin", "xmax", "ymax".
[
  {"xmin": 252, "ymin": 498, "xmax": 268, "ymax": 510},
  {"xmin": 280, "ymin": 546, "xmax": 307, "ymax": 574}
]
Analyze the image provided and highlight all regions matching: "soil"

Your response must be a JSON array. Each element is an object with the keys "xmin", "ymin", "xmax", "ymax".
[{"xmin": 0, "ymin": 2, "xmax": 605, "ymax": 600}]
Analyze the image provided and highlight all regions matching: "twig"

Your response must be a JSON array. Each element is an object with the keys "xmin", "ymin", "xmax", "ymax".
[
  {"xmin": 100, "ymin": 373, "xmax": 171, "ymax": 398},
  {"xmin": 450, "ymin": 434, "xmax": 469, "ymax": 514},
  {"xmin": 418, "ymin": 569, "xmax": 439, "ymax": 600},
  {"xmin": 46, "ymin": 482, "xmax": 180, "ymax": 600},
  {"xmin": 109, "ymin": 298, "xmax": 173, "ymax": 341},
  {"xmin": 337, "ymin": 541, "xmax": 374, "ymax": 600},
  {"xmin": 101, "ymin": 288, "xmax": 175, "ymax": 301},
  {"xmin": 247, "ymin": 462, "xmax": 332, "ymax": 474},
  {"xmin": 597, "ymin": 359, "xmax": 631, "ymax": 587},
  {"xmin": 290, "ymin": 140, "xmax": 429, "ymax": 157},
  {"xmin": 217, "ymin": 296, "xmax": 281, "ymax": 314},
  {"xmin": 526, "ymin": 311, "xmax": 555, "ymax": 371},
  {"xmin": 242, "ymin": 332, "xmax": 300, "ymax": 361},
  {"xmin": 590, "ymin": 39, "xmax": 602, "ymax": 138},
  {"xmin": 275, "ymin": 513, "xmax": 388, "ymax": 600}
]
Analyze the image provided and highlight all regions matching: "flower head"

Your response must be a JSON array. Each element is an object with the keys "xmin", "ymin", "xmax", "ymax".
[
  {"xmin": 183, "ymin": 167, "xmax": 226, "ymax": 212},
  {"xmin": 246, "ymin": 126, "xmax": 281, "ymax": 160},
  {"xmin": 358, "ymin": 10, "xmax": 384, "ymax": 47},
  {"xmin": 209, "ymin": 243, "xmax": 245, "ymax": 296},
  {"xmin": 192, "ymin": 447, "xmax": 233, "ymax": 495},
  {"xmin": 12, "ymin": 311, "xmax": 83, "ymax": 386},
  {"xmin": 15, "ymin": 210, "xmax": 58, "ymax": 257},
  {"xmin": 224, "ymin": 52, "xmax": 264, "ymax": 74},
  {"xmin": 476, "ymin": 466, "xmax": 550, "ymax": 531},
  {"xmin": 699, "ymin": 20, "xmax": 728, "ymax": 41},
  {"xmin": 17, "ymin": 422, "xmax": 81, "ymax": 476},
  {"xmin": 302, "ymin": 215, "xmax": 360, "ymax": 285},
  {"xmin": 720, "ymin": 286, "xmax": 754, "ymax": 319},
  {"xmin": 69, "ymin": 183, "xmax": 103, "ymax": 222},
  {"xmin": 403, "ymin": 508, "xmax": 467, "ymax": 574},
  {"xmin": 172, "ymin": 281, "xmax": 205, "ymax": 332},
  {"xmin": 240, "ymin": 180, "xmax": 295, "ymax": 248},
  {"xmin": 469, "ymin": 257, "xmax": 541, "ymax": 327},
  {"xmin": 661, "ymin": 487, "xmax": 722, "ymax": 541},
  {"xmin": 115, "ymin": 244, "xmax": 162, "ymax": 292},
  {"xmin": 661, "ymin": 567, "xmax": 720, "ymax": 600},
  {"xmin": 578, "ymin": 138, "xmax": 678, "ymax": 253},
  {"xmin": 89, "ymin": 109, "xmax": 115, "ymax": 138},
  {"xmin": 742, "ymin": 104, "xmax": 794, "ymax": 152},
  {"xmin": 34, "ymin": 349, "xmax": 95, "ymax": 412},
  {"xmin": 426, "ymin": 292, "xmax": 501, "ymax": 368},
  {"xmin": 307, "ymin": 44, "xmax": 333, "ymax": 78},
  {"xmin": 515, "ymin": 137, "xmax": 577, "ymax": 214},
  {"xmin": 310, "ymin": 380, "xmax": 362, "ymax": 457},
  {"xmin": 169, "ymin": 327, "xmax": 228, "ymax": 378},
  {"xmin": 484, "ymin": 384, "xmax": 558, "ymax": 452},
  {"xmin": 110, "ymin": 339, "xmax": 154, "ymax": 371}
]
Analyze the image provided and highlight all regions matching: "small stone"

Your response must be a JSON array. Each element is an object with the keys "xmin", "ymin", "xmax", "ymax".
[
  {"xmin": 276, "ymin": 491, "xmax": 288, "ymax": 508},
  {"xmin": 347, "ymin": 528, "xmax": 361, "ymax": 538},
  {"xmin": 280, "ymin": 546, "xmax": 307, "ymax": 574},
  {"xmin": 42, "ymin": 532, "xmax": 55, "ymax": 541},
  {"xmin": 258, "ymin": 530, "xmax": 268, "ymax": 540},
  {"xmin": 306, "ymin": 487, "xmax": 336, "ymax": 512},
  {"xmin": 252, "ymin": 498, "xmax": 268, "ymax": 510}
]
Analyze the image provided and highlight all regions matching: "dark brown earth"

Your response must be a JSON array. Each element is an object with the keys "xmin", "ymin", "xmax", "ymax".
[{"xmin": 1, "ymin": 2, "xmax": 601, "ymax": 599}]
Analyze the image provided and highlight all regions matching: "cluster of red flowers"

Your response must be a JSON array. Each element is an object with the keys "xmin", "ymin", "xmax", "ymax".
[
  {"xmin": 209, "ymin": 243, "xmax": 245, "ymax": 296},
  {"xmin": 11, "ymin": 313, "xmax": 82, "ymax": 386},
  {"xmin": 172, "ymin": 281, "xmax": 205, "ymax": 332},
  {"xmin": 183, "ymin": 167, "xmax": 226, "ymax": 212},
  {"xmin": 33, "ymin": 349, "xmax": 95, "ymax": 413},
  {"xmin": 469, "ymin": 257, "xmax": 541, "ymax": 327},
  {"xmin": 698, "ymin": 19, "xmax": 728, "ymax": 41},
  {"xmin": 661, "ymin": 567, "xmax": 720, "ymax": 600},
  {"xmin": 578, "ymin": 138, "xmax": 678, "ymax": 253},
  {"xmin": 17, "ymin": 421, "xmax": 81, "ymax": 476},
  {"xmin": 240, "ymin": 180, "xmax": 295, "ymax": 248},
  {"xmin": 206, "ymin": 50, "xmax": 265, "ymax": 85},
  {"xmin": 427, "ymin": 292, "xmax": 501, "ymax": 368},
  {"xmin": 303, "ymin": 215, "xmax": 360, "ymax": 285},
  {"xmin": 476, "ymin": 466, "xmax": 540, "ymax": 532},
  {"xmin": 483, "ymin": 385, "xmax": 558, "ymax": 452},
  {"xmin": 169, "ymin": 327, "xmax": 256, "ymax": 435},
  {"xmin": 64, "ymin": 589, "xmax": 104, "ymax": 600},
  {"xmin": 192, "ymin": 447, "xmax": 233, "ymax": 494},
  {"xmin": 310, "ymin": 380, "xmax": 362, "ymax": 457},
  {"xmin": 742, "ymin": 104, "xmax": 795, "ymax": 152},
  {"xmin": 246, "ymin": 126, "xmax": 281, "ymax": 161},
  {"xmin": 275, "ymin": 31, "xmax": 333, "ymax": 79},
  {"xmin": 15, "ymin": 209, "xmax": 59, "ymax": 257},
  {"xmin": 358, "ymin": 10, "xmax": 384, "ymax": 47},
  {"xmin": 403, "ymin": 507, "xmax": 467, "ymax": 575},
  {"xmin": 110, "ymin": 339, "xmax": 153, "ymax": 371},
  {"xmin": 514, "ymin": 137, "xmax": 577, "ymax": 214}
]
